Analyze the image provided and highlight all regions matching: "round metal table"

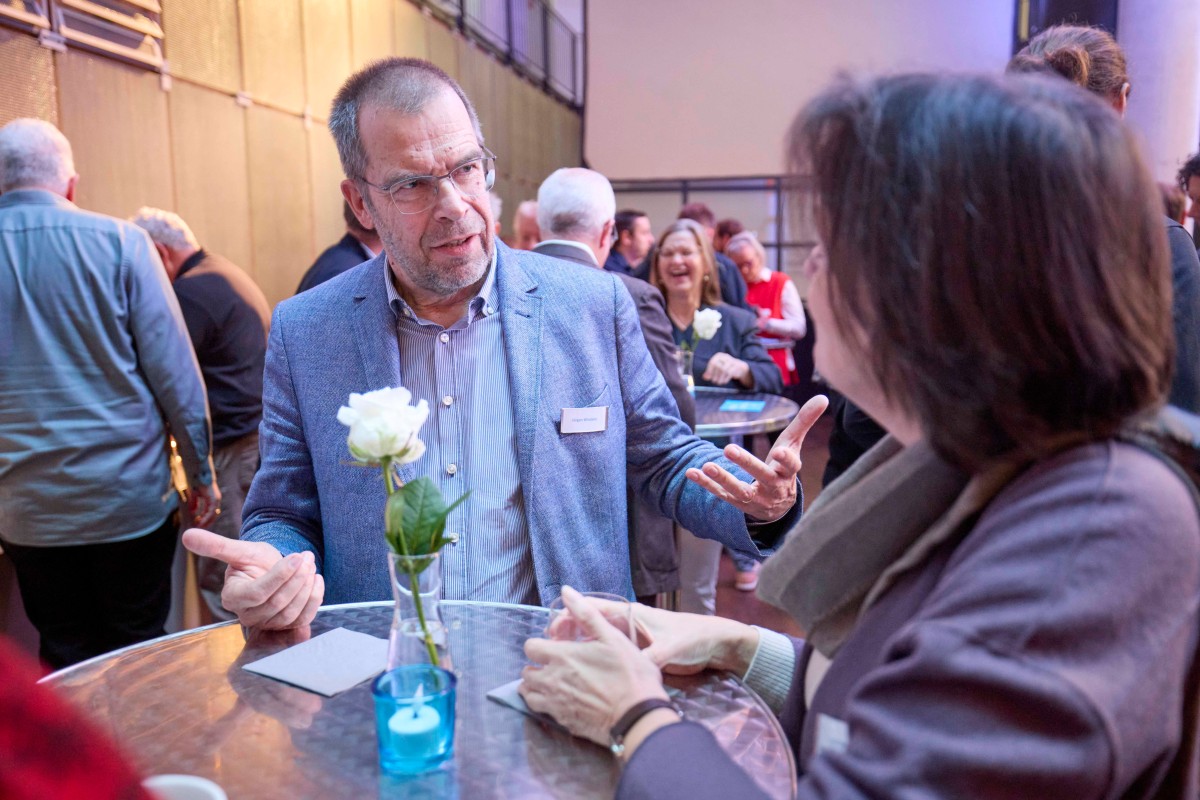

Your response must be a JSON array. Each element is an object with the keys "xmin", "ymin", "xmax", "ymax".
[
  {"xmin": 694, "ymin": 387, "xmax": 800, "ymax": 439},
  {"xmin": 45, "ymin": 601, "xmax": 797, "ymax": 799}
]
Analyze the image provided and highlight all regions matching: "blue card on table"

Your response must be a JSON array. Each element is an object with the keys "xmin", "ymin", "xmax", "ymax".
[{"xmin": 719, "ymin": 399, "xmax": 767, "ymax": 413}]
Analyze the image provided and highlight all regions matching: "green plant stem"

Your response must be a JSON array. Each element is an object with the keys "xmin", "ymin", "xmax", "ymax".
[{"xmin": 382, "ymin": 456, "xmax": 439, "ymax": 665}]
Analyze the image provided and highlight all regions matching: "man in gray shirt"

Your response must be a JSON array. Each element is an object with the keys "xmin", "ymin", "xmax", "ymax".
[{"xmin": 0, "ymin": 119, "xmax": 217, "ymax": 667}]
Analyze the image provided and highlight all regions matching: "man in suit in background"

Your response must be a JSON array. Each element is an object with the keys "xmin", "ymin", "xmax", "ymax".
[
  {"xmin": 604, "ymin": 209, "xmax": 655, "ymax": 277},
  {"xmin": 182, "ymin": 58, "xmax": 821, "ymax": 628},
  {"xmin": 131, "ymin": 208, "xmax": 271, "ymax": 621},
  {"xmin": 295, "ymin": 199, "xmax": 382, "ymax": 293},
  {"xmin": 533, "ymin": 167, "xmax": 695, "ymax": 601}
]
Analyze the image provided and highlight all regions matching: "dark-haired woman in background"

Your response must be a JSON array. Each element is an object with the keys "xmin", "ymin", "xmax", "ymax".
[
  {"xmin": 519, "ymin": 72, "xmax": 1200, "ymax": 798},
  {"xmin": 1009, "ymin": 24, "xmax": 1200, "ymax": 415}
]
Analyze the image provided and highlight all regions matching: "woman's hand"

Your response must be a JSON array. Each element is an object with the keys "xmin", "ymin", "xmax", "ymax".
[
  {"xmin": 521, "ymin": 587, "xmax": 669, "ymax": 747},
  {"xmin": 633, "ymin": 603, "xmax": 761, "ymax": 676},
  {"xmin": 703, "ymin": 352, "xmax": 752, "ymax": 387}
]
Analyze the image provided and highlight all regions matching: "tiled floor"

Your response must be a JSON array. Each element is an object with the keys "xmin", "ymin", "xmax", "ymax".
[{"xmin": 711, "ymin": 413, "xmax": 833, "ymax": 638}]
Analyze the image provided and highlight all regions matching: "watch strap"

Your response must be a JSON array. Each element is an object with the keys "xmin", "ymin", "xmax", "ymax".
[{"xmin": 609, "ymin": 698, "xmax": 678, "ymax": 755}]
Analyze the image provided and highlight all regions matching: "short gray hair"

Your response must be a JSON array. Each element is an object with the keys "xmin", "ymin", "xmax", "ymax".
[
  {"xmin": 725, "ymin": 231, "xmax": 765, "ymax": 262},
  {"xmin": 130, "ymin": 207, "xmax": 199, "ymax": 251},
  {"xmin": 0, "ymin": 118, "xmax": 75, "ymax": 194},
  {"xmin": 536, "ymin": 168, "xmax": 616, "ymax": 238},
  {"xmin": 329, "ymin": 58, "xmax": 484, "ymax": 181}
]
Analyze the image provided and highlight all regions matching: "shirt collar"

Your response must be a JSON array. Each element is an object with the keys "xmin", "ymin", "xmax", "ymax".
[
  {"xmin": 385, "ymin": 246, "xmax": 499, "ymax": 324},
  {"xmin": 539, "ymin": 239, "xmax": 598, "ymax": 266},
  {"xmin": 0, "ymin": 188, "xmax": 75, "ymax": 210},
  {"xmin": 177, "ymin": 248, "xmax": 206, "ymax": 279}
]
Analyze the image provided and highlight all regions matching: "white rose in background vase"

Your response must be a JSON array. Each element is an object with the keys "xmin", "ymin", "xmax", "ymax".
[
  {"xmin": 337, "ymin": 386, "xmax": 429, "ymax": 464},
  {"xmin": 693, "ymin": 308, "xmax": 723, "ymax": 342}
]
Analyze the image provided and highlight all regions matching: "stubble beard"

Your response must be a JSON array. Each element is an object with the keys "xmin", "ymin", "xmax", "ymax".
[{"xmin": 367, "ymin": 195, "xmax": 492, "ymax": 298}]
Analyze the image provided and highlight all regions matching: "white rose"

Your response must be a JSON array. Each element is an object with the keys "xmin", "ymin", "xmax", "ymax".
[
  {"xmin": 693, "ymin": 308, "xmax": 723, "ymax": 340},
  {"xmin": 337, "ymin": 386, "xmax": 429, "ymax": 464}
]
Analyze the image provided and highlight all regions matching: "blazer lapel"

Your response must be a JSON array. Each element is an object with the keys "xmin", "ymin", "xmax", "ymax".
[
  {"xmin": 497, "ymin": 244, "xmax": 543, "ymax": 490},
  {"xmin": 350, "ymin": 255, "xmax": 417, "ymax": 484}
]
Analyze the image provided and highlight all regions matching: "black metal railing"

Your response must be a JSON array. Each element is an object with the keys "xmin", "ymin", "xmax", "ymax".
[
  {"xmin": 608, "ymin": 175, "xmax": 819, "ymax": 276},
  {"xmin": 421, "ymin": 0, "xmax": 582, "ymax": 108}
]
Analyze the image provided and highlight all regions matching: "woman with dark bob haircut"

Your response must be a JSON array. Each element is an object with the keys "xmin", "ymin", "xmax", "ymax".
[{"xmin": 519, "ymin": 72, "xmax": 1200, "ymax": 798}]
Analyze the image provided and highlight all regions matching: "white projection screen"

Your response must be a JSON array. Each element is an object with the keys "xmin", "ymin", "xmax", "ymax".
[{"xmin": 584, "ymin": 0, "xmax": 1013, "ymax": 181}]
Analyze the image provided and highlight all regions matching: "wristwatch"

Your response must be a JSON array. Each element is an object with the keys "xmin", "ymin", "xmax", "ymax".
[{"xmin": 608, "ymin": 698, "xmax": 681, "ymax": 757}]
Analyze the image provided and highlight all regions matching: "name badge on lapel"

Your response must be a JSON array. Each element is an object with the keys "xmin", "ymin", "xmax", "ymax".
[{"xmin": 561, "ymin": 406, "xmax": 608, "ymax": 434}]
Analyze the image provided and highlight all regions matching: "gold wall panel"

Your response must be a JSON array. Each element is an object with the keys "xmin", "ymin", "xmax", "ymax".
[
  {"xmin": 302, "ymin": 0, "xmax": 352, "ymax": 121},
  {"xmin": 457, "ymin": 38, "xmax": 495, "ymax": 144},
  {"xmin": 162, "ymin": 0, "xmax": 241, "ymax": 93},
  {"xmin": 424, "ymin": 16, "xmax": 458, "ymax": 79},
  {"xmin": 350, "ymin": 0, "xmax": 392, "ymax": 69},
  {"xmin": 246, "ymin": 105, "xmax": 314, "ymax": 305},
  {"xmin": 489, "ymin": 67, "xmax": 515, "ymax": 179},
  {"xmin": 240, "ymin": 0, "xmax": 306, "ymax": 113},
  {"xmin": 57, "ymin": 50, "xmax": 173, "ymax": 218},
  {"xmin": 168, "ymin": 82, "xmax": 253, "ymax": 272},
  {"xmin": 394, "ymin": 0, "xmax": 426, "ymax": 59},
  {"xmin": 308, "ymin": 123, "xmax": 346, "ymax": 256},
  {"xmin": 558, "ymin": 103, "xmax": 582, "ymax": 166},
  {"xmin": 530, "ymin": 87, "xmax": 552, "ymax": 185},
  {"xmin": 0, "ymin": 29, "xmax": 57, "ymax": 127},
  {"xmin": 506, "ymin": 76, "xmax": 536, "ymax": 198}
]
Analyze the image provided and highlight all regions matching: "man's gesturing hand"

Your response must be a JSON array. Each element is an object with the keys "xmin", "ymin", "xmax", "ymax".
[
  {"xmin": 182, "ymin": 529, "xmax": 324, "ymax": 630},
  {"xmin": 687, "ymin": 394, "xmax": 829, "ymax": 521}
]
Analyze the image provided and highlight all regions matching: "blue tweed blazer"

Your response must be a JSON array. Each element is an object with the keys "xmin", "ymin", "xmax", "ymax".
[{"xmin": 241, "ymin": 242, "xmax": 795, "ymax": 604}]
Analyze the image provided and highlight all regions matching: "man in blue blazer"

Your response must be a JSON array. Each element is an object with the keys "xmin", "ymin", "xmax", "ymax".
[{"xmin": 183, "ymin": 58, "xmax": 824, "ymax": 628}]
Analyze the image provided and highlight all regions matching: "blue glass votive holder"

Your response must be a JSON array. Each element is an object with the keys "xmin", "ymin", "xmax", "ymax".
[{"xmin": 372, "ymin": 665, "xmax": 457, "ymax": 775}]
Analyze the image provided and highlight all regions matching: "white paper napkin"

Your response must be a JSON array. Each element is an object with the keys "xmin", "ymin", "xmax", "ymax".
[
  {"xmin": 242, "ymin": 627, "xmax": 389, "ymax": 696},
  {"xmin": 485, "ymin": 678, "xmax": 568, "ymax": 731}
]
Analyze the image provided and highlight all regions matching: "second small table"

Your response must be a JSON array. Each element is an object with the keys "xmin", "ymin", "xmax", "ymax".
[{"xmin": 693, "ymin": 387, "xmax": 800, "ymax": 439}]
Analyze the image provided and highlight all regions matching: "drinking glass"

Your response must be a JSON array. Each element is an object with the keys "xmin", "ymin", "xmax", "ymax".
[{"xmin": 545, "ymin": 592, "xmax": 634, "ymax": 641}]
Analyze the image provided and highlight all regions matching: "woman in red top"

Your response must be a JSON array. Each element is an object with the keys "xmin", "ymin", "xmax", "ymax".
[{"xmin": 727, "ymin": 232, "xmax": 807, "ymax": 385}]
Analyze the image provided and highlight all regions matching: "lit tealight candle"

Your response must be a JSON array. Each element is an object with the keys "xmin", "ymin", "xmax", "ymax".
[{"xmin": 387, "ymin": 684, "xmax": 441, "ymax": 750}]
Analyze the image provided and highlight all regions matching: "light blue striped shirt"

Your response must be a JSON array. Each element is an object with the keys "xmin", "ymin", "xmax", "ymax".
[{"xmin": 384, "ymin": 253, "xmax": 537, "ymax": 605}]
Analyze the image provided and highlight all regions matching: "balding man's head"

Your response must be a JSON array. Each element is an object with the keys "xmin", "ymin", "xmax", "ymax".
[
  {"xmin": 512, "ymin": 199, "xmax": 541, "ymax": 250},
  {"xmin": 0, "ymin": 119, "xmax": 76, "ymax": 196}
]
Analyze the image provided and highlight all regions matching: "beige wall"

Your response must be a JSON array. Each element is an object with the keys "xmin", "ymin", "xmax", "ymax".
[
  {"xmin": 0, "ymin": 0, "xmax": 582, "ymax": 307},
  {"xmin": 585, "ymin": 0, "xmax": 1013, "ymax": 179},
  {"xmin": 1118, "ymin": 0, "xmax": 1200, "ymax": 191}
]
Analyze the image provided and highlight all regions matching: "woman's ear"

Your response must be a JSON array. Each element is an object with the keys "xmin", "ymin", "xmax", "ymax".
[{"xmin": 1113, "ymin": 82, "xmax": 1130, "ymax": 117}]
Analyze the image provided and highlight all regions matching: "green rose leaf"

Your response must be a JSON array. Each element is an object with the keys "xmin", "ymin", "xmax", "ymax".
[{"xmin": 385, "ymin": 476, "xmax": 470, "ymax": 557}]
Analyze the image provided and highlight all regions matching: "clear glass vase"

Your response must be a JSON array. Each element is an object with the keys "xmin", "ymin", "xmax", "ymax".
[
  {"xmin": 676, "ymin": 348, "xmax": 696, "ymax": 395},
  {"xmin": 386, "ymin": 551, "xmax": 452, "ymax": 671}
]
